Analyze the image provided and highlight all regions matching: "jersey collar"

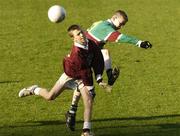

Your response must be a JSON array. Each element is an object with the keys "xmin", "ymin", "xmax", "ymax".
[
  {"xmin": 107, "ymin": 19, "xmax": 116, "ymax": 29},
  {"xmin": 74, "ymin": 40, "xmax": 89, "ymax": 50}
]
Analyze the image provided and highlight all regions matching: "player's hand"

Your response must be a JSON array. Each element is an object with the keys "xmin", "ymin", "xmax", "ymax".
[{"xmin": 140, "ymin": 41, "xmax": 152, "ymax": 49}]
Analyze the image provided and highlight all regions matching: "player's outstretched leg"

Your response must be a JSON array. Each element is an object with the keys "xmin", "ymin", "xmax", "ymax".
[
  {"xmin": 18, "ymin": 85, "xmax": 38, "ymax": 97},
  {"xmin": 106, "ymin": 67, "xmax": 120, "ymax": 86}
]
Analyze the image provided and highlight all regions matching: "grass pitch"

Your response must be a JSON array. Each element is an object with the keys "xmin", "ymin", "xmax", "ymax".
[{"xmin": 0, "ymin": 0, "xmax": 180, "ymax": 136}]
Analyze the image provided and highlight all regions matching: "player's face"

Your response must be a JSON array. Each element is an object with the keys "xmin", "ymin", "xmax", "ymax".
[
  {"xmin": 114, "ymin": 15, "xmax": 126, "ymax": 29},
  {"xmin": 72, "ymin": 29, "xmax": 87, "ymax": 45}
]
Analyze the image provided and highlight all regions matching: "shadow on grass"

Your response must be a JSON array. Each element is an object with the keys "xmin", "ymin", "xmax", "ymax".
[
  {"xmin": 0, "ymin": 80, "xmax": 21, "ymax": 84},
  {"xmin": 92, "ymin": 114, "xmax": 180, "ymax": 122},
  {"xmin": 1, "ymin": 114, "xmax": 180, "ymax": 136}
]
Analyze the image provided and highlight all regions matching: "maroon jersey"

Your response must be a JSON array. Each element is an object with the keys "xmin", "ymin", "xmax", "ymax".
[
  {"xmin": 85, "ymin": 32, "xmax": 105, "ymax": 48},
  {"xmin": 63, "ymin": 39, "xmax": 104, "ymax": 86},
  {"xmin": 89, "ymin": 40, "xmax": 104, "ymax": 79}
]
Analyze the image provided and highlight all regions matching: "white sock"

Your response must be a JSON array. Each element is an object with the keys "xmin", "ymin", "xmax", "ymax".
[
  {"xmin": 34, "ymin": 87, "xmax": 41, "ymax": 95},
  {"xmin": 104, "ymin": 58, "xmax": 112, "ymax": 70},
  {"xmin": 101, "ymin": 49, "xmax": 112, "ymax": 70},
  {"xmin": 83, "ymin": 122, "xmax": 91, "ymax": 129},
  {"xmin": 72, "ymin": 91, "xmax": 81, "ymax": 106}
]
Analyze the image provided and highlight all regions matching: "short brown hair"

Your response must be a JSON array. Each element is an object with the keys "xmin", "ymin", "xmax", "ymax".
[
  {"xmin": 67, "ymin": 24, "xmax": 82, "ymax": 37},
  {"xmin": 114, "ymin": 10, "xmax": 128, "ymax": 22}
]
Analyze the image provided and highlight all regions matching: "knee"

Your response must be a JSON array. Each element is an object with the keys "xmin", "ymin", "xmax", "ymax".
[
  {"xmin": 89, "ymin": 89, "xmax": 96, "ymax": 100},
  {"xmin": 86, "ymin": 97, "xmax": 93, "ymax": 108},
  {"xmin": 46, "ymin": 95, "xmax": 56, "ymax": 101}
]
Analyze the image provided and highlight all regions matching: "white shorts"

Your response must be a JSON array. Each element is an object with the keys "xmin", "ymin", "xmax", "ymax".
[
  {"xmin": 56, "ymin": 73, "xmax": 95, "ymax": 98},
  {"xmin": 57, "ymin": 73, "xmax": 85, "ymax": 91}
]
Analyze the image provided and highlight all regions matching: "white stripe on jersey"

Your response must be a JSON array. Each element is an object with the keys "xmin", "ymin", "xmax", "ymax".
[
  {"xmin": 87, "ymin": 31, "xmax": 101, "ymax": 42},
  {"xmin": 115, "ymin": 34, "xmax": 123, "ymax": 42},
  {"xmin": 104, "ymin": 31, "xmax": 113, "ymax": 41},
  {"xmin": 74, "ymin": 41, "xmax": 88, "ymax": 50}
]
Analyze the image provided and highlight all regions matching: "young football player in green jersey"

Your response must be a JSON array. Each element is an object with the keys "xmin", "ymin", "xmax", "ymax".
[{"xmin": 86, "ymin": 10, "xmax": 152, "ymax": 86}]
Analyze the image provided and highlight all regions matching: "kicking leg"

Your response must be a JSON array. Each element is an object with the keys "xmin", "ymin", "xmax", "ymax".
[{"xmin": 18, "ymin": 73, "xmax": 70, "ymax": 100}]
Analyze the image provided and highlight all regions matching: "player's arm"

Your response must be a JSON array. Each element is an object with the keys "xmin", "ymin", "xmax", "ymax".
[
  {"xmin": 74, "ymin": 49, "xmax": 94, "ymax": 86},
  {"xmin": 107, "ymin": 32, "xmax": 152, "ymax": 49}
]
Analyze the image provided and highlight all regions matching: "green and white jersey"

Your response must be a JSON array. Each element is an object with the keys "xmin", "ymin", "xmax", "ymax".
[{"xmin": 86, "ymin": 19, "xmax": 142, "ymax": 48}]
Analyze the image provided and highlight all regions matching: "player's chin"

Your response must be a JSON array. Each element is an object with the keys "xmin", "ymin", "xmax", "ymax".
[
  {"xmin": 80, "ymin": 39, "xmax": 87, "ymax": 45},
  {"xmin": 82, "ymin": 41, "xmax": 87, "ymax": 45},
  {"xmin": 116, "ymin": 26, "xmax": 121, "ymax": 30}
]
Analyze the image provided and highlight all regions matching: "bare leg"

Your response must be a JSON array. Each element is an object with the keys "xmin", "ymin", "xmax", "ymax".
[
  {"xmin": 19, "ymin": 73, "xmax": 73, "ymax": 100},
  {"xmin": 38, "ymin": 73, "xmax": 75, "ymax": 100},
  {"xmin": 80, "ymin": 86, "xmax": 93, "ymax": 129},
  {"xmin": 38, "ymin": 80, "xmax": 66, "ymax": 100}
]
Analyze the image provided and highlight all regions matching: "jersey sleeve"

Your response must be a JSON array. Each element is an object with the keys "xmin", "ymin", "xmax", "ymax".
[
  {"xmin": 107, "ymin": 31, "xmax": 141, "ymax": 46},
  {"xmin": 106, "ymin": 31, "xmax": 121, "ymax": 42},
  {"xmin": 117, "ymin": 33, "xmax": 140, "ymax": 46}
]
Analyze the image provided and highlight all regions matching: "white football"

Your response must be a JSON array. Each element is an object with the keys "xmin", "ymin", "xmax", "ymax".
[{"xmin": 48, "ymin": 5, "xmax": 66, "ymax": 23}]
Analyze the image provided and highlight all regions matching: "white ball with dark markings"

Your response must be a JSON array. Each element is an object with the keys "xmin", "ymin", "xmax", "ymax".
[{"xmin": 48, "ymin": 5, "xmax": 66, "ymax": 23}]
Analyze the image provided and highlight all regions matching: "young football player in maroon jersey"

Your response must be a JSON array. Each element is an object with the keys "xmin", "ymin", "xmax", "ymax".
[{"xmin": 19, "ymin": 24, "xmax": 106, "ymax": 136}]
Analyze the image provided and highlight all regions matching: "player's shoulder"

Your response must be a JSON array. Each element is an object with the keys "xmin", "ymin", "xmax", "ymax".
[
  {"xmin": 88, "ymin": 39, "xmax": 96, "ymax": 46},
  {"xmin": 101, "ymin": 20, "xmax": 116, "ymax": 31},
  {"xmin": 88, "ymin": 39, "xmax": 101, "ymax": 50},
  {"xmin": 71, "ymin": 44, "xmax": 81, "ymax": 53}
]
